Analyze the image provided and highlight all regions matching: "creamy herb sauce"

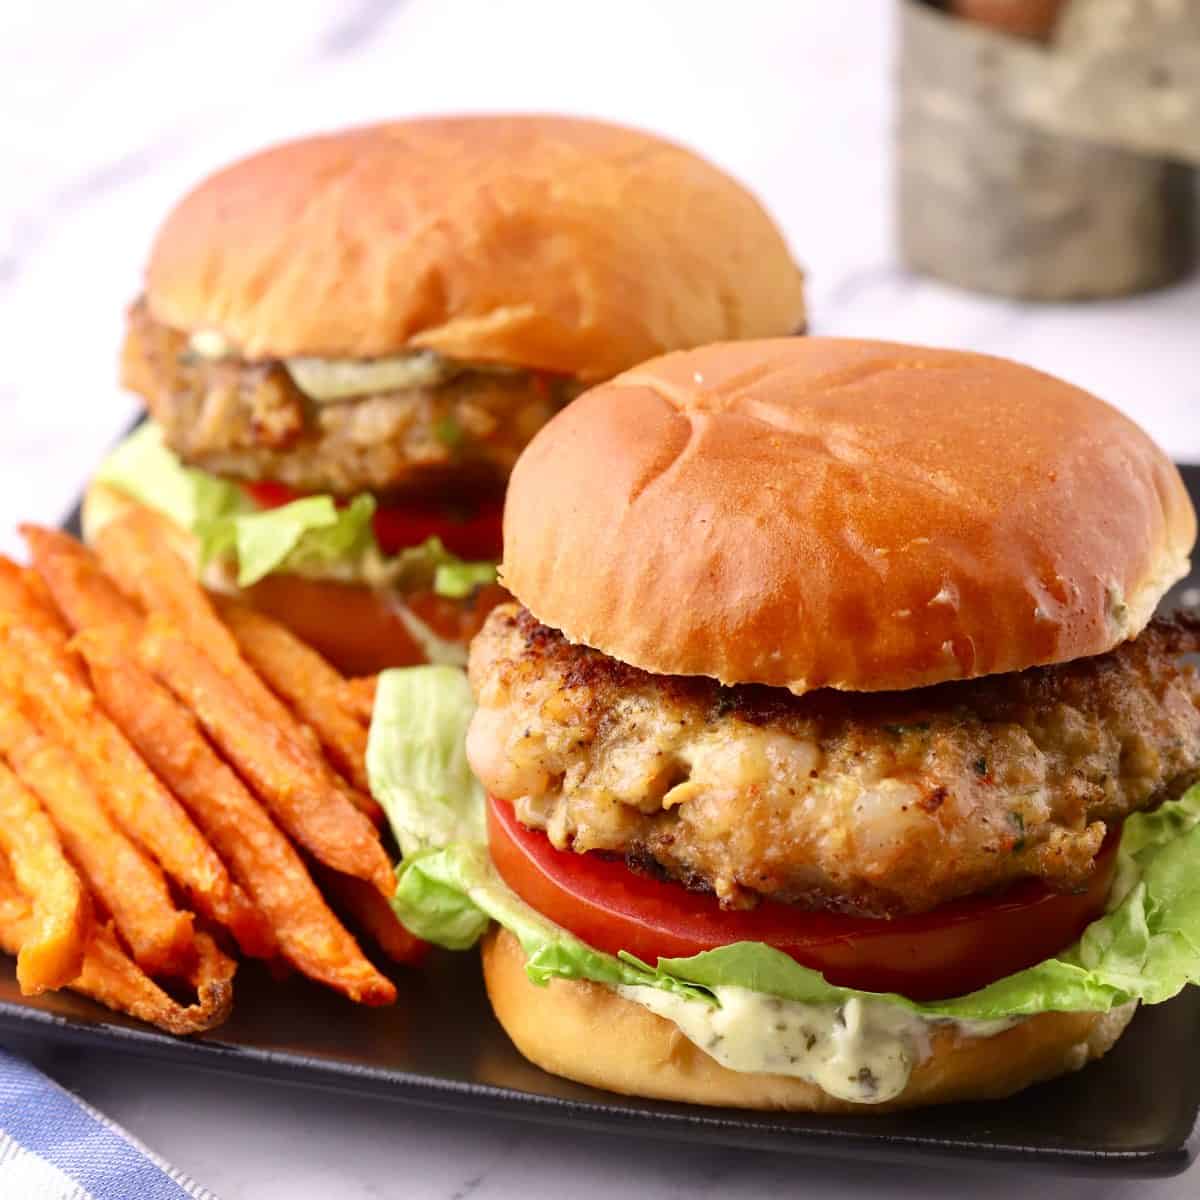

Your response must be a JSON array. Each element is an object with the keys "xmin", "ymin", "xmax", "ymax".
[
  {"xmin": 284, "ymin": 352, "xmax": 453, "ymax": 400},
  {"xmin": 617, "ymin": 984, "xmax": 1015, "ymax": 1104},
  {"xmin": 188, "ymin": 329, "xmax": 232, "ymax": 360},
  {"xmin": 186, "ymin": 331, "xmax": 454, "ymax": 399},
  {"xmin": 184, "ymin": 331, "xmax": 470, "ymax": 400},
  {"xmin": 186, "ymin": 332, "xmax": 530, "ymax": 401}
]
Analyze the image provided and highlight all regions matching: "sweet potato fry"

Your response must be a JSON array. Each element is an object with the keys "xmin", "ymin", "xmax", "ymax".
[
  {"xmin": 91, "ymin": 512, "xmax": 382, "ymax": 824},
  {"xmin": 23, "ymin": 525, "xmax": 141, "ymax": 632},
  {"xmin": 0, "ymin": 852, "xmax": 30, "ymax": 948},
  {"xmin": 76, "ymin": 631, "xmax": 395, "ymax": 1003},
  {"xmin": 19, "ymin": 566, "xmax": 73, "ymax": 637},
  {"xmin": 77, "ymin": 926, "xmax": 233, "ymax": 1035},
  {"xmin": 139, "ymin": 616, "xmax": 394, "ymax": 896},
  {"xmin": 313, "ymin": 865, "xmax": 429, "ymax": 967},
  {"xmin": 188, "ymin": 930, "xmax": 238, "ymax": 990},
  {"xmin": 0, "ymin": 862, "xmax": 232, "ymax": 1033},
  {"xmin": 77, "ymin": 925, "xmax": 234, "ymax": 1033},
  {"xmin": 0, "ymin": 555, "xmax": 89, "ymax": 690},
  {"xmin": 338, "ymin": 676, "xmax": 378, "ymax": 725},
  {"xmin": 21, "ymin": 535, "xmax": 271, "ymax": 955},
  {"xmin": 0, "ymin": 556, "xmax": 72, "ymax": 642},
  {"xmin": 28, "ymin": 525, "xmax": 393, "ymax": 984},
  {"xmin": 216, "ymin": 600, "xmax": 377, "ymax": 797},
  {"xmin": 93, "ymin": 509, "xmax": 298, "ymax": 718},
  {"xmin": 0, "ymin": 695, "xmax": 194, "ymax": 976},
  {"xmin": 0, "ymin": 761, "xmax": 90, "ymax": 993},
  {"xmin": 74, "ymin": 633, "xmax": 274, "ymax": 960},
  {"xmin": 0, "ymin": 613, "xmax": 260, "ymax": 951}
]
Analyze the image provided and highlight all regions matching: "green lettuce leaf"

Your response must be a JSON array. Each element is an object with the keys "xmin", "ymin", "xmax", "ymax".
[
  {"xmin": 368, "ymin": 662, "xmax": 1200, "ymax": 1021},
  {"xmin": 230, "ymin": 494, "xmax": 376, "ymax": 586},
  {"xmin": 366, "ymin": 667, "xmax": 485, "ymax": 859},
  {"xmin": 95, "ymin": 423, "xmax": 497, "ymax": 594},
  {"xmin": 434, "ymin": 560, "xmax": 501, "ymax": 599},
  {"xmin": 392, "ymin": 847, "xmax": 492, "ymax": 951},
  {"xmin": 394, "ymin": 842, "xmax": 710, "ymax": 1000},
  {"xmin": 94, "ymin": 421, "xmax": 252, "ymax": 534}
]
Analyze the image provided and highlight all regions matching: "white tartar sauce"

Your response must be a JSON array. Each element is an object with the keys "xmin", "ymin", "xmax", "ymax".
[
  {"xmin": 617, "ymin": 984, "xmax": 1016, "ymax": 1104},
  {"xmin": 284, "ymin": 352, "xmax": 453, "ymax": 400},
  {"xmin": 186, "ymin": 331, "xmax": 455, "ymax": 399}
]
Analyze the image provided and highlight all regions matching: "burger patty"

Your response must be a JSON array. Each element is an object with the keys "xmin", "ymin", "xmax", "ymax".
[
  {"xmin": 467, "ymin": 604, "xmax": 1200, "ymax": 917},
  {"xmin": 121, "ymin": 301, "xmax": 579, "ymax": 495}
]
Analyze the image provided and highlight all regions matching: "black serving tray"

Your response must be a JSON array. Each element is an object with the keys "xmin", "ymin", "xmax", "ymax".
[
  {"xmin": 0, "ymin": 466, "xmax": 1197, "ymax": 1178},
  {"xmin": 1, "ymin": 954, "xmax": 1198, "ymax": 1178}
]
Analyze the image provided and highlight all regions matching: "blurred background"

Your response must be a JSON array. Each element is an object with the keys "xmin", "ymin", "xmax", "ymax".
[{"xmin": 1, "ymin": 0, "xmax": 1197, "ymax": 550}]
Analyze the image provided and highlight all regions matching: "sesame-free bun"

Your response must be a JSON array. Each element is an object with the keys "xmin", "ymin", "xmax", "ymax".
[
  {"xmin": 501, "ymin": 337, "xmax": 1194, "ymax": 694},
  {"xmin": 144, "ymin": 116, "xmax": 805, "ymax": 381},
  {"xmin": 482, "ymin": 928, "xmax": 1135, "ymax": 1113}
]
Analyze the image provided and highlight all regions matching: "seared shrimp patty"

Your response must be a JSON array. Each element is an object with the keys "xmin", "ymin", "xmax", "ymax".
[{"xmin": 467, "ymin": 604, "xmax": 1200, "ymax": 916}]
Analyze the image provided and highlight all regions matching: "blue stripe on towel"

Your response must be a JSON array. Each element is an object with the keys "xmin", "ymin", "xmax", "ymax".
[{"xmin": 0, "ymin": 1047, "xmax": 216, "ymax": 1200}]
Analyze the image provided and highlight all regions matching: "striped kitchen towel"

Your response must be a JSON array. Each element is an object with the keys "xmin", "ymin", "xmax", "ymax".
[{"xmin": 0, "ymin": 1046, "xmax": 217, "ymax": 1200}]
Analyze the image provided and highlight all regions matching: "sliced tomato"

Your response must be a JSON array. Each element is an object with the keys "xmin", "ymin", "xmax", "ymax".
[
  {"xmin": 370, "ymin": 497, "xmax": 503, "ymax": 562},
  {"xmin": 487, "ymin": 795, "xmax": 1120, "ymax": 1001},
  {"xmin": 241, "ymin": 481, "xmax": 504, "ymax": 561},
  {"xmin": 241, "ymin": 480, "xmax": 298, "ymax": 511}
]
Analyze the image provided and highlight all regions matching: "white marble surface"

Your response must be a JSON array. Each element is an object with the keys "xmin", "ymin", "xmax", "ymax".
[{"xmin": 1, "ymin": 1, "xmax": 1198, "ymax": 1196}]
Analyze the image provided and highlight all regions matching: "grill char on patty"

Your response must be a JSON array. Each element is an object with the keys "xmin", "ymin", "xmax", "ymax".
[
  {"xmin": 121, "ymin": 300, "xmax": 582, "ymax": 496},
  {"xmin": 467, "ymin": 603, "xmax": 1200, "ymax": 917}
]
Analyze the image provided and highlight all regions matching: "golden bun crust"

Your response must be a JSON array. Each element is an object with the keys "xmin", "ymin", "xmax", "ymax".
[
  {"xmin": 144, "ymin": 116, "xmax": 805, "ymax": 381},
  {"xmin": 482, "ymin": 928, "xmax": 1136, "ymax": 1113},
  {"xmin": 501, "ymin": 337, "xmax": 1194, "ymax": 693}
]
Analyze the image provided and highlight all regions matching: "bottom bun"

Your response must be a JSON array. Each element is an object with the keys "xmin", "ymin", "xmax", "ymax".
[
  {"xmin": 481, "ymin": 927, "xmax": 1136, "ymax": 1113},
  {"xmin": 83, "ymin": 479, "xmax": 502, "ymax": 676}
]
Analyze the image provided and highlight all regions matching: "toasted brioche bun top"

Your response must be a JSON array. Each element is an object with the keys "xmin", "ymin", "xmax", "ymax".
[
  {"xmin": 144, "ymin": 116, "xmax": 805, "ymax": 381},
  {"xmin": 501, "ymin": 337, "xmax": 1194, "ymax": 694}
]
